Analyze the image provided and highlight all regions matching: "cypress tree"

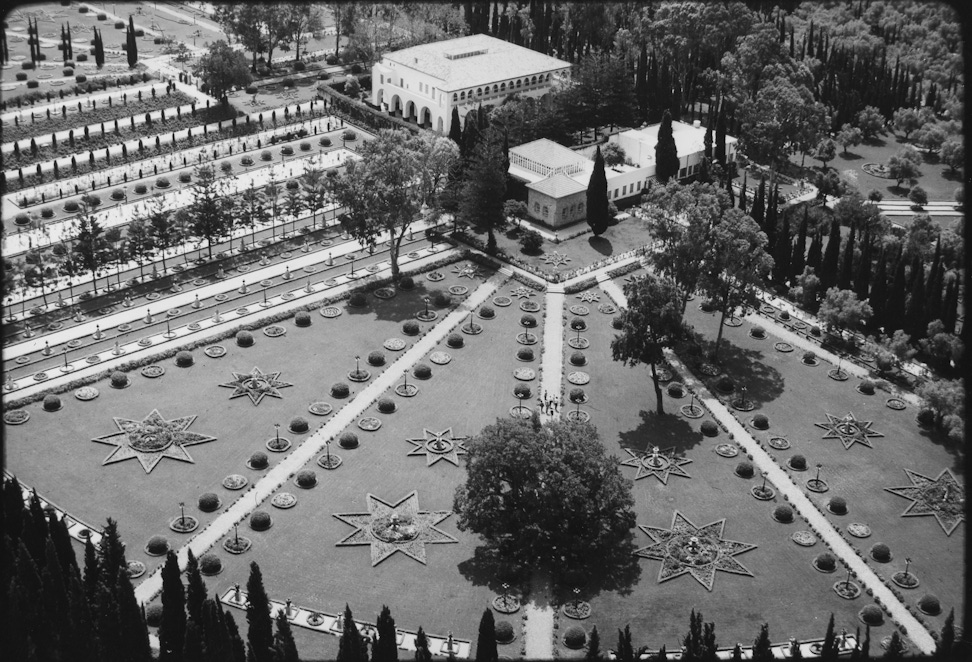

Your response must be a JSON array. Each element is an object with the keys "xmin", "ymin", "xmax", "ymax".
[
  {"xmin": 838, "ymin": 222, "xmax": 856, "ymax": 291},
  {"xmin": 224, "ymin": 610, "xmax": 247, "ymax": 662},
  {"xmin": 905, "ymin": 254, "xmax": 925, "ymax": 339},
  {"xmin": 586, "ymin": 625, "xmax": 602, "ymax": 661},
  {"xmin": 336, "ymin": 604, "xmax": 367, "ymax": 662},
  {"xmin": 764, "ymin": 183, "xmax": 779, "ymax": 248},
  {"xmin": 98, "ymin": 517, "xmax": 127, "ymax": 592},
  {"xmin": 41, "ymin": 540, "xmax": 69, "ymax": 655},
  {"xmin": 923, "ymin": 240, "xmax": 944, "ymax": 327},
  {"xmin": 183, "ymin": 619, "xmax": 205, "ymax": 662},
  {"xmin": 658, "ymin": 645, "xmax": 668, "ymax": 662},
  {"xmin": 117, "ymin": 567, "xmax": 153, "ymax": 662},
  {"xmin": 272, "ymin": 610, "xmax": 300, "ymax": 662},
  {"xmin": 752, "ymin": 624, "xmax": 773, "ymax": 662},
  {"xmin": 159, "ymin": 551, "xmax": 186, "ymax": 662},
  {"xmin": 246, "ymin": 562, "xmax": 274, "ymax": 662},
  {"xmin": 7, "ymin": 577, "xmax": 34, "ymax": 662},
  {"xmin": 655, "ymin": 110, "xmax": 680, "ymax": 183},
  {"xmin": 868, "ymin": 246, "xmax": 889, "ymax": 332},
  {"xmin": 752, "ymin": 179, "xmax": 766, "ymax": 229},
  {"xmin": 883, "ymin": 632, "xmax": 904, "ymax": 661},
  {"xmin": 807, "ymin": 230, "xmax": 824, "ymax": 277},
  {"xmin": 884, "ymin": 251, "xmax": 908, "ymax": 334},
  {"xmin": 617, "ymin": 625, "xmax": 635, "ymax": 662},
  {"xmin": 860, "ymin": 624, "xmax": 870, "ymax": 661},
  {"xmin": 67, "ymin": 573, "xmax": 100, "ymax": 662},
  {"xmin": 375, "ymin": 605, "xmax": 399, "ymax": 662},
  {"xmin": 460, "ymin": 110, "xmax": 480, "ymax": 161},
  {"xmin": 201, "ymin": 599, "xmax": 229, "ymax": 662},
  {"xmin": 820, "ymin": 219, "xmax": 842, "ymax": 292},
  {"xmin": 703, "ymin": 121, "xmax": 713, "ymax": 161},
  {"xmin": 586, "ymin": 146, "xmax": 610, "ymax": 236},
  {"xmin": 448, "ymin": 108, "xmax": 462, "ymax": 147},
  {"xmin": 95, "ymin": 581, "xmax": 124, "ymax": 661},
  {"xmin": 414, "ymin": 627, "xmax": 433, "ymax": 662},
  {"xmin": 937, "ymin": 609, "xmax": 955, "ymax": 661},
  {"xmin": 725, "ymin": 170, "xmax": 735, "ymax": 206},
  {"xmin": 773, "ymin": 210, "xmax": 791, "ymax": 284},
  {"xmin": 855, "ymin": 228, "xmax": 872, "ymax": 302},
  {"xmin": 127, "ymin": 15, "xmax": 138, "ymax": 68},
  {"xmin": 702, "ymin": 622, "xmax": 718, "ymax": 662},
  {"xmin": 821, "ymin": 614, "xmax": 838, "ymax": 662},
  {"xmin": 185, "ymin": 549, "xmax": 207, "ymax": 623},
  {"xmin": 82, "ymin": 536, "xmax": 100, "ymax": 606},
  {"xmin": 48, "ymin": 510, "xmax": 78, "ymax": 578},
  {"xmin": 474, "ymin": 608, "xmax": 497, "ymax": 662},
  {"xmin": 2, "ymin": 476, "xmax": 25, "ymax": 539},
  {"xmin": 940, "ymin": 274, "xmax": 959, "ymax": 334},
  {"xmin": 731, "ymin": 644, "xmax": 743, "ymax": 662},
  {"xmin": 790, "ymin": 207, "xmax": 809, "ymax": 282},
  {"xmin": 714, "ymin": 100, "xmax": 727, "ymax": 165},
  {"xmin": 635, "ymin": 44, "xmax": 649, "ymax": 122},
  {"xmin": 738, "ymin": 172, "xmax": 748, "ymax": 211}
]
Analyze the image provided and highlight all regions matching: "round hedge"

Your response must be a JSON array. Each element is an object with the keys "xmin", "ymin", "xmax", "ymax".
[
  {"xmin": 612, "ymin": 316, "xmax": 623, "ymax": 329},
  {"xmin": 134, "ymin": 183, "xmax": 147, "ymax": 194},
  {"xmin": 859, "ymin": 604, "xmax": 884, "ymax": 626},
  {"xmin": 377, "ymin": 398, "xmax": 396, "ymax": 414},
  {"xmin": 517, "ymin": 347, "xmax": 534, "ymax": 361},
  {"xmin": 236, "ymin": 330, "xmax": 254, "ymax": 347},
  {"xmin": 198, "ymin": 492, "xmax": 221, "ymax": 512},
  {"xmin": 570, "ymin": 351, "xmax": 586, "ymax": 366},
  {"xmin": 331, "ymin": 382, "xmax": 350, "ymax": 398},
  {"xmin": 779, "ymin": 310, "xmax": 790, "ymax": 321},
  {"xmin": 199, "ymin": 553, "xmax": 222, "ymax": 576},
  {"xmin": 790, "ymin": 454, "xmax": 807, "ymax": 470},
  {"xmin": 43, "ymin": 394, "xmax": 61, "ymax": 411},
  {"xmin": 751, "ymin": 325, "xmax": 766, "ymax": 338},
  {"xmin": 802, "ymin": 351, "xmax": 817, "ymax": 362},
  {"xmin": 828, "ymin": 496, "xmax": 848, "ymax": 515},
  {"xmin": 735, "ymin": 461, "xmax": 755, "ymax": 478},
  {"xmin": 241, "ymin": 155, "xmax": 254, "ymax": 166},
  {"xmin": 700, "ymin": 420, "xmax": 719, "ymax": 437},
  {"xmin": 367, "ymin": 350, "xmax": 386, "ymax": 366},
  {"xmin": 479, "ymin": 305, "xmax": 495, "ymax": 318},
  {"xmin": 41, "ymin": 207, "xmax": 54, "ymax": 218},
  {"xmin": 155, "ymin": 177, "xmax": 170, "ymax": 188},
  {"xmin": 569, "ymin": 388, "xmax": 586, "ymax": 403},
  {"xmin": 110, "ymin": 371, "xmax": 129, "ymax": 387},
  {"xmin": 447, "ymin": 333, "xmax": 464, "ymax": 348},
  {"xmin": 752, "ymin": 413, "xmax": 769, "ymax": 429},
  {"xmin": 810, "ymin": 325, "xmax": 821, "ymax": 336},
  {"xmin": 290, "ymin": 417, "xmax": 309, "ymax": 433},
  {"xmin": 343, "ymin": 129, "xmax": 357, "ymax": 141},
  {"xmin": 433, "ymin": 292, "xmax": 450, "ymax": 307},
  {"xmin": 916, "ymin": 409, "xmax": 935, "ymax": 426},
  {"xmin": 564, "ymin": 625, "xmax": 587, "ymax": 649},
  {"xmin": 175, "ymin": 350, "xmax": 193, "ymax": 367},
  {"xmin": 398, "ymin": 275, "xmax": 414, "ymax": 290},
  {"xmin": 514, "ymin": 384, "xmax": 532, "ymax": 399},
  {"xmin": 870, "ymin": 543, "xmax": 892, "ymax": 562},
  {"xmin": 667, "ymin": 383, "xmax": 684, "ymax": 397},
  {"xmin": 495, "ymin": 621, "xmax": 515, "ymax": 644},
  {"xmin": 178, "ymin": 172, "xmax": 192, "ymax": 183},
  {"xmin": 773, "ymin": 504, "xmax": 794, "ymax": 523},
  {"xmin": 717, "ymin": 375, "xmax": 735, "ymax": 392},
  {"xmin": 413, "ymin": 364, "xmax": 432, "ymax": 380},
  {"xmin": 403, "ymin": 320, "xmax": 420, "ymax": 335},
  {"xmin": 296, "ymin": 470, "xmax": 317, "ymax": 487},
  {"xmin": 815, "ymin": 553, "xmax": 837, "ymax": 571},
  {"xmin": 146, "ymin": 535, "xmax": 169, "ymax": 555},
  {"xmin": 570, "ymin": 318, "xmax": 587, "ymax": 331},
  {"xmin": 319, "ymin": 136, "xmax": 332, "ymax": 147},
  {"xmin": 858, "ymin": 380, "xmax": 875, "ymax": 395},
  {"xmin": 339, "ymin": 432, "xmax": 359, "ymax": 449},
  {"xmin": 917, "ymin": 594, "xmax": 942, "ymax": 615},
  {"xmin": 250, "ymin": 510, "xmax": 272, "ymax": 530},
  {"xmin": 249, "ymin": 452, "xmax": 269, "ymax": 469},
  {"xmin": 64, "ymin": 200, "xmax": 80, "ymax": 212},
  {"xmin": 348, "ymin": 291, "xmax": 368, "ymax": 307},
  {"xmin": 146, "ymin": 603, "xmax": 164, "ymax": 627},
  {"xmin": 520, "ymin": 314, "xmax": 537, "ymax": 327},
  {"xmin": 295, "ymin": 311, "xmax": 311, "ymax": 327}
]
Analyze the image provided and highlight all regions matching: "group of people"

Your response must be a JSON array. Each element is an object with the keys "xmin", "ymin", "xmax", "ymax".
[{"xmin": 536, "ymin": 390, "xmax": 562, "ymax": 415}]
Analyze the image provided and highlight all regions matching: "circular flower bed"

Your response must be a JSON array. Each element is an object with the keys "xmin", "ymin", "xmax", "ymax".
[
  {"xmin": 267, "ymin": 435, "xmax": 292, "ymax": 452},
  {"xmin": 773, "ymin": 504, "xmax": 794, "ymax": 523},
  {"xmin": 175, "ymin": 351, "xmax": 193, "ymax": 367},
  {"xmin": 205, "ymin": 345, "xmax": 226, "ymax": 358},
  {"xmin": 250, "ymin": 511, "xmax": 272, "ymax": 531},
  {"xmin": 110, "ymin": 371, "xmax": 130, "ymax": 388},
  {"xmin": 402, "ymin": 320, "xmax": 420, "ymax": 335},
  {"xmin": 43, "ymin": 394, "xmax": 62, "ymax": 411},
  {"xmin": 791, "ymin": 531, "xmax": 816, "ymax": 547},
  {"xmin": 767, "ymin": 436, "xmax": 790, "ymax": 450},
  {"xmin": 272, "ymin": 493, "xmax": 298, "ymax": 509},
  {"xmin": 828, "ymin": 496, "xmax": 848, "ymax": 515},
  {"xmin": 145, "ymin": 535, "xmax": 169, "ymax": 556},
  {"xmin": 563, "ymin": 625, "xmax": 587, "ymax": 649},
  {"xmin": 751, "ymin": 414, "xmax": 769, "ymax": 430},
  {"xmin": 563, "ymin": 601, "xmax": 592, "ymax": 619},
  {"xmin": 290, "ymin": 417, "xmax": 309, "ymax": 433},
  {"xmin": 75, "ymin": 386, "xmax": 100, "ymax": 401},
  {"xmin": 413, "ymin": 364, "xmax": 432, "ymax": 380},
  {"xmin": 775, "ymin": 342, "xmax": 794, "ymax": 352},
  {"xmin": 569, "ymin": 388, "xmax": 587, "ymax": 404},
  {"xmin": 339, "ymin": 432, "xmax": 359, "ymax": 449},
  {"xmin": 788, "ymin": 455, "xmax": 807, "ymax": 471},
  {"xmin": 750, "ymin": 326, "xmax": 766, "ymax": 339},
  {"xmin": 700, "ymin": 420, "xmax": 719, "ymax": 437},
  {"xmin": 170, "ymin": 515, "xmax": 199, "ymax": 533},
  {"xmin": 295, "ymin": 470, "xmax": 317, "ymax": 488},
  {"xmin": 870, "ymin": 543, "xmax": 892, "ymax": 562},
  {"xmin": 917, "ymin": 594, "xmax": 942, "ymax": 615},
  {"xmin": 199, "ymin": 553, "xmax": 222, "ymax": 576},
  {"xmin": 321, "ymin": 306, "xmax": 342, "ymax": 318},
  {"xmin": 141, "ymin": 365, "xmax": 165, "ymax": 378},
  {"xmin": 222, "ymin": 474, "xmax": 249, "ymax": 490},
  {"xmin": 886, "ymin": 397, "xmax": 906, "ymax": 410},
  {"xmin": 735, "ymin": 461, "xmax": 755, "ymax": 478},
  {"xmin": 236, "ymin": 330, "xmax": 254, "ymax": 347},
  {"xmin": 198, "ymin": 492, "xmax": 221, "ymax": 512},
  {"xmin": 814, "ymin": 553, "xmax": 837, "ymax": 573},
  {"xmin": 859, "ymin": 605, "xmax": 884, "ymax": 626},
  {"xmin": 891, "ymin": 571, "xmax": 919, "ymax": 589},
  {"xmin": 715, "ymin": 444, "xmax": 738, "ymax": 458},
  {"xmin": 126, "ymin": 560, "xmax": 146, "ymax": 579},
  {"xmin": 223, "ymin": 535, "xmax": 252, "ymax": 554},
  {"xmin": 295, "ymin": 311, "xmax": 312, "ymax": 327},
  {"xmin": 447, "ymin": 333, "xmax": 464, "ymax": 348},
  {"xmin": 847, "ymin": 523, "xmax": 871, "ymax": 538},
  {"xmin": 248, "ymin": 452, "xmax": 269, "ymax": 470},
  {"xmin": 478, "ymin": 306, "xmax": 495, "ymax": 319},
  {"xmin": 667, "ymin": 383, "xmax": 685, "ymax": 398},
  {"xmin": 858, "ymin": 380, "xmax": 876, "ymax": 395},
  {"xmin": 495, "ymin": 621, "xmax": 516, "ymax": 644}
]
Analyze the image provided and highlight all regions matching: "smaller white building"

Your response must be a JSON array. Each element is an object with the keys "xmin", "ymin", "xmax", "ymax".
[{"xmin": 508, "ymin": 121, "xmax": 738, "ymax": 228}]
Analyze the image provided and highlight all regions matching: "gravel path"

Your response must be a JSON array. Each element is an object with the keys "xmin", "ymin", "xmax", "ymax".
[
  {"xmin": 539, "ymin": 288, "xmax": 564, "ymax": 422},
  {"xmin": 523, "ymin": 571, "xmax": 555, "ymax": 659}
]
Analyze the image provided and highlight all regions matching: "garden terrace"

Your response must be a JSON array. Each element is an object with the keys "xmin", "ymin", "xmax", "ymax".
[{"xmin": 1, "ymin": 81, "xmax": 169, "ymax": 120}]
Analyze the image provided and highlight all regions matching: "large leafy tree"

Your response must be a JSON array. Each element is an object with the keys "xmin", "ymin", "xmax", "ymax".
[
  {"xmin": 817, "ymin": 287, "xmax": 873, "ymax": 338},
  {"xmin": 737, "ymin": 76, "xmax": 819, "ymax": 169},
  {"xmin": 699, "ymin": 208, "xmax": 773, "ymax": 358},
  {"xmin": 194, "ymin": 40, "xmax": 252, "ymax": 106},
  {"xmin": 460, "ymin": 128, "xmax": 507, "ymax": 253},
  {"xmin": 586, "ymin": 146, "xmax": 610, "ymax": 236},
  {"xmin": 611, "ymin": 274, "xmax": 685, "ymax": 415},
  {"xmin": 282, "ymin": 2, "xmax": 322, "ymax": 61},
  {"xmin": 454, "ymin": 418, "xmax": 635, "ymax": 570},
  {"xmin": 325, "ymin": 129, "xmax": 458, "ymax": 281}
]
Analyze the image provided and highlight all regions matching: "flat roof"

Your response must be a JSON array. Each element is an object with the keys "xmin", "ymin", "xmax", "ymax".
[
  {"xmin": 618, "ymin": 120, "xmax": 738, "ymax": 165},
  {"xmin": 509, "ymin": 138, "xmax": 586, "ymax": 172},
  {"xmin": 382, "ymin": 34, "xmax": 569, "ymax": 92}
]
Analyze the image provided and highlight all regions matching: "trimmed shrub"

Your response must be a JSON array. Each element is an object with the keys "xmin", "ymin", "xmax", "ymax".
[
  {"xmin": 495, "ymin": 621, "xmax": 515, "ymax": 644},
  {"xmin": 828, "ymin": 496, "xmax": 848, "ymax": 515},
  {"xmin": 250, "ymin": 510, "xmax": 272, "ymax": 530},
  {"xmin": 701, "ymin": 420, "xmax": 719, "ymax": 437},
  {"xmin": 342, "ymin": 129, "xmax": 357, "ymax": 141},
  {"xmin": 241, "ymin": 155, "xmax": 254, "ymax": 166},
  {"xmin": 319, "ymin": 136, "xmax": 332, "ymax": 147},
  {"xmin": 569, "ymin": 351, "xmax": 588, "ymax": 366},
  {"xmin": 413, "ymin": 364, "xmax": 432, "ymax": 380},
  {"xmin": 64, "ymin": 200, "xmax": 80, "ymax": 212},
  {"xmin": 398, "ymin": 275, "xmax": 414, "ymax": 289},
  {"xmin": 779, "ymin": 310, "xmax": 790, "ymax": 321},
  {"xmin": 236, "ymin": 330, "xmax": 254, "ymax": 347},
  {"xmin": 175, "ymin": 351, "xmax": 193, "ymax": 367},
  {"xmin": 146, "ymin": 535, "xmax": 169, "ymax": 555},
  {"xmin": 281, "ymin": 145, "xmax": 294, "ymax": 156},
  {"xmin": 198, "ymin": 493, "xmax": 221, "ymax": 512},
  {"xmin": 63, "ymin": 67, "xmax": 74, "ymax": 76},
  {"xmin": 789, "ymin": 454, "xmax": 807, "ymax": 470},
  {"xmin": 570, "ymin": 317, "xmax": 587, "ymax": 331},
  {"xmin": 331, "ymin": 382, "xmax": 350, "ymax": 398},
  {"xmin": 248, "ymin": 452, "xmax": 269, "ymax": 469},
  {"xmin": 700, "ymin": 299, "xmax": 716, "ymax": 312},
  {"xmin": 290, "ymin": 417, "xmax": 309, "ymax": 433},
  {"xmin": 110, "ymin": 371, "xmax": 129, "ymax": 388},
  {"xmin": 752, "ymin": 413, "xmax": 769, "ymax": 429},
  {"xmin": 612, "ymin": 316, "xmax": 623, "ymax": 329},
  {"xmin": 717, "ymin": 375, "xmax": 735, "ymax": 392},
  {"xmin": 43, "ymin": 394, "xmax": 61, "ymax": 411},
  {"xmin": 367, "ymin": 350, "xmax": 385, "ymax": 366},
  {"xmin": 667, "ymin": 382, "xmax": 684, "ymax": 397},
  {"xmin": 339, "ymin": 432, "xmax": 359, "ymax": 449},
  {"xmin": 134, "ymin": 183, "xmax": 147, "ymax": 194},
  {"xmin": 433, "ymin": 292, "xmax": 450, "ymax": 307},
  {"xmin": 260, "ymin": 149, "xmax": 272, "ymax": 161},
  {"xmin": 815, "ymin": 553, "xmax": 837, "ymax": 571},
  {"xmin": 348, "ymin": 291, "xmax": 368, "ymax": 307},
  {"xmin": 296, "ymin": 470, "xmax": 317, "ymax": 487},
  {"xmin": 569, "ymin": 388, "xmax": 586, "ymax": 403},
  {"xmin": 22, "ymin": 61, "xmax": 35, "ymax": 70},
  {"xmin": 294, "ymin": 61, "xmax": 306, "ymax": 71},
  {"xmin": 220, "ymin": 161, "xmax": 232, "ymax": 173},
  {"xmin": 41, "ymin": 207, "xmax": 54, "ymax": 219},
  {"xmin": 75, "ymin": 73, "xmax": 88, "ymax": 83},
  {"xmin": 858, "ymin": 380, "xmax": 875, "ymax": 395},
  {"xmin": 27, "ymin": 80, "xmax": 39, "ymax": 89},
  {"xmin": 917, "ymin": 594, "xmax": 942, "ymax": 615},
  {"xmin": 514, "ymin": 384, "xmax": 532, "ymax": 399},
  {"xmin": 199, "ymin": 553, "xmax": 222, "ymax": 576},
  {"xmin": 479, "ymin": 305, "xmax": 495, "ymax": 318},
  {"xmin": 146, "ymin": 604, "xmax": 164, "ymax": 627},
  {"xmin": 516, "ymin": 347, "xmax": 534, "ymax": 361},
  {"xmin": 282, "ymin": 77, "xmax": 295, "ymax": 88},
  {"xmin": 750, "ymin": 325, "xmax": 766, "ymax": 338},
  {"xmin": 295, "ymin": 311, "xmax": 311, "ymax": 327},
  {"xmin": 402, "ymin": 320, "xmax": 419, "ymax": 335},
  {"xmin": 859, "ymin": 605, "xmax": 884, "ymax": 626},
  {"xmin": 447, "ymin": 333, "xmax": 464, "ymax": 348},
  {"xmin": 155, "ymin": 177, "xmax": 170, "ymax": 188},
  {"xmin": 15, "ymin": 72, "xmax": 27, "ymax": 81},
  {"xmin": 810, "ymin": 325, "xmax": 821, "ymax": 336},
  {"xmin": 520, "ymin": 314, "xmax": 537, "ymax": 327},
  {"xmin": 870, "ymin": 543, "xmax": 892, "ymax": 562},
  {"xmin": 773, "ymin": 504, "xmax": 794, "ymax": 523},
  {"xmin": 802, "ymin": 351, "xmax": 816, "ymax": 362},
  {"xmin": 564, "ymin": 625, "xmax": 587, "ymax": 649},
  {"xmin": 300, "ymin": 141, "xmax": 311, "ymax": 151},
  {"xmin": 377, "ymin": 398, "xmax": 396, "ymax": 414},
  {"xmin": 916, "ymin": 409, "xmax": 935, "ymax": 426},
  {"xmin": 111, "ymin": 188, "xmax": 126, "ymax": 201},
  {"xmin": 735, "ymin": 461, "xmax": 755, "ymax": 478}
]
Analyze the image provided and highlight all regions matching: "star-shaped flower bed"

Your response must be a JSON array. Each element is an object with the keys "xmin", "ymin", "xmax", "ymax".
[
  {"xmin": 333, "ymin": 492, "xmax": 458, "ymax": 566},
  {"xmin": 620, "ymin": 447, "xmax": 692, "ymax": 483},
  {"xmin": 451, "ymin": 263, "xmax": 481, "ymax": 279},
  {"xmin": 219, "ymin": 367, "xmax": 293, "ymax": 406},
  {"xmin": 91, "ymin": 409, "xmax": 216, "ymax": 473},
  {"xmin": 406, "ymin": 428, "xmax": 469, "ymax": 467},
  {"xmin": 635, "ymin": 511, "xmax": 757, "ymax": 591},
  {"xmin": 885, "ymin": 468, "xmax": 965, "ymax": 536},
  {"xmin": 541, "ymin": 251, "xmax": 571, "ymax": 267},
  {"xmin": 509, "ymin": 286, "xmax": 537, "ymax": 300},
  {"xmin": 576, "ymin": 291, "xmax": 600, "ymax": 303},
  {"xmin": 814, "ymin": 412, "xmax": 884, "ymax": 450}
]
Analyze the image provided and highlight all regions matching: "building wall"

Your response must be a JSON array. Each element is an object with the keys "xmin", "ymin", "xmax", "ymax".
[{"xmin": 527, "ymin": 189, "xmax": 587, "ymax": 229}]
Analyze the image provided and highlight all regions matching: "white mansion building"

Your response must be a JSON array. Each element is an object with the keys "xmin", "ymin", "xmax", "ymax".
[{"xmin": 371, "ymin": 34, "xmax": 570, "ymax": 132}]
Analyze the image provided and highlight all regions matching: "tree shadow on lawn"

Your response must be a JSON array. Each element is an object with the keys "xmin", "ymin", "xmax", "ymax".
[
  {"xmin": 588, "ymin": 235, "xmax": 614, "ymax": 256},
  {"xmin": 837, "ymin": 150, "xmax": 864, "ymax": 161},
  {"xmin": 618, "ymin": 410, "xmax": 704, "ymax": 455},
  {"xmin": 915, "ymin": 425, "xmax": 965, "ymax": 475},
  {"xmin": 699, "ymin": 339, "xmax": 785, "ymax": 407},
  {"xmin": 343, "ymin": 282, "xmax": 452, "ymax": 323}
]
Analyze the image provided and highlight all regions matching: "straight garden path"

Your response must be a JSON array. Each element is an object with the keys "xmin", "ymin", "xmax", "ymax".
[
  {"xmin": 133, "ymin": 269, "xmax": 503, "ymax": 605},
  {"xmin": 523, "ymin": 570, "xmax": 555, "ymax": 659},
  {"xmin": 600, "ymin": 278, "xmax": 937, "ymax": 657},
  {"xmin": 539, "ymin": 286, "xmax": 564, "ymax": 423}
]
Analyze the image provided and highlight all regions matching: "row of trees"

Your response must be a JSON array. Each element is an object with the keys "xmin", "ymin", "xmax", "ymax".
[{"xmin": 214, "ymin": 4, "xmax": 325, "ymax": 70}]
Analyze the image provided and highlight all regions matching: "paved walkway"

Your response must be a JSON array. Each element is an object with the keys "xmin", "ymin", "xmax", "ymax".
[
  {"xmin": 600, "ymin": 278, "xmax": 937, "ymax": 657},
  {"xmin": 133, "ymin": 272, "xmax": 502, "ymax": 604},
  {"xmin": 538, "ymin": 288, "xmax": 564, "ymax": 423},
  {"xmin": 523, "ymin": 571, "xmax": 555, "ymax": 659}
]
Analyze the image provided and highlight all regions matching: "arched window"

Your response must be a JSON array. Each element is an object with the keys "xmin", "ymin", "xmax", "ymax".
[
  {"xmin": 531, "ymin": 75, "xmax": 537, "ymax": 85},
  {"xmin": 460, "ymin": 91, "xmax": 466, "ymax": 101},
  {"xmin": 534, "ymin": 202, "xmax": 540, "ymax": 213},
  {"xmin": 500, "ymin": 82, "xmax": 506, "ymax": 92},
  {"xmin": 477, "ymin": 87, "xmax": 482, "ymax": 96},
  {"xmin": 493, "ymin": 84, "xmax": 499, "ymax": 93},
  {"xmin": 546, "ymin": 73, "xmax": 552, "ymax": 81},
  {"xmin": 542, "ymin": 206, "xmax": 549, "ymax": 218},
  {"xmin": 516, "ymin": 79, "xmax": 522, "ymax": 88},
  {"xmin": 453, "ymin": 93, "xmax": 458, "ymax": 102}
]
